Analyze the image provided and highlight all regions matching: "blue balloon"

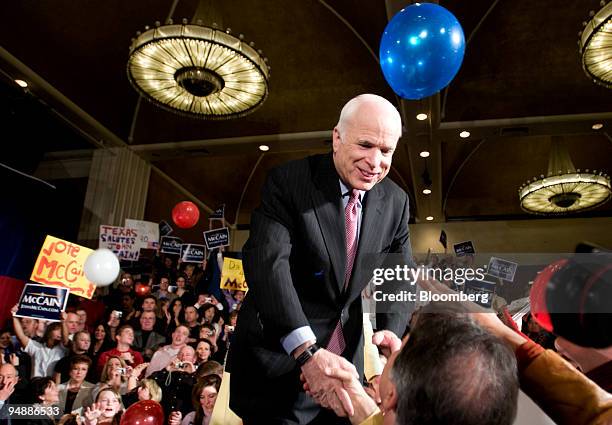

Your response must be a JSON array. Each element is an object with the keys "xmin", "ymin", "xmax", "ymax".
[{"xmin": 379, "ymin": 3, "xmax": 466, "ymax": 100}]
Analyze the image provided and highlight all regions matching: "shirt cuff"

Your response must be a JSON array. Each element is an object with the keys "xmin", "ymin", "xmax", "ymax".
[{"xmin": 281, "ymin": 326, "xmax": 316, "ymax": 355}]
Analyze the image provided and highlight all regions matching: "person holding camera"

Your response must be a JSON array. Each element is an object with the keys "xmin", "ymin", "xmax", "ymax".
[{"xmin": 150, "ymin": 345, "xmax": 197, "ymax": 417}]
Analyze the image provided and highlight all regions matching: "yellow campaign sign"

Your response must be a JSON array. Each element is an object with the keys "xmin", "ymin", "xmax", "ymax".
[
  {"xmin": 30, "ymin": 235, "xmax": 96, "ymax": 299},
  {"xmin": 220, "ymin": 257, "xmax": 249, "ymax": 293}
]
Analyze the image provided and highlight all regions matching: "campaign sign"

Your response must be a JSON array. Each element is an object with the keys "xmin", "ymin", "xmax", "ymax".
[
  {"xmin": 464, "ymin": 279, "xmax": 496, "ymax": 308},
  {"xmin": 99, "ymin": 225, "xmax": 140, "ymax": 261},
  {"xmin": 159, "ymin": 220, "xmax": 173, "ymax": 237},
  {"xmin": 161, "ymin": 236, "xmax": 183, "ymax": 255},
  {"xmin": 220, "ymin": 257, "xmax": 249, "ymax": 293},
  {"xmin": 15, "ymin": 283, "xmax": 69, "ymax": 322},
  {"xmin": 180, "ymin": 244, "xmax": 206, "ymax": 263},
  {"xmin": 31, "ymin": 235, "xmax": 96, "ymax": 299},
  {"xmin": 453, "ymin": 241, "xmax": 475, "ymax": 257},
  {"xmin": 210, "ymin": 204, "xmax": 225, "ymax": 220},
  {"xmin": 487, "ymin": 257, "xmax": 518, "ymax": 282},
  {"xmin": 203, "ymin": 227, "xmax": 230, "ymax": 249},
  {"xmin": 125, "ymin": 219, "xmax": 160, "ymax": 250}
]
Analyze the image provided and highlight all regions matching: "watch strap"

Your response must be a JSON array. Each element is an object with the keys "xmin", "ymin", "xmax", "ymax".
[{"xmin": 295, "ymin": 343, "xmax": 321, "ymax": 367}]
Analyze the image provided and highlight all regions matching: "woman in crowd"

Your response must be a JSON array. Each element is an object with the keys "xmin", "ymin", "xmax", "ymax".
[
  {"xmin": 168, "ymin": 375, "xmax": 222, "ymax": 425},
  {"xmin": 175, "ymin": 275, "xmax": 194, "ymax": 305},
  {"xmin": 194, "ymin": 339, "xmax": 214, "ymax": 365},
  {"xmin": 121, "ymin": 377, "xmax": 162, "ymax": 408},
  {"xmin": 27, "ymin": 377, "xmax": 60, "ymax": 425},
  {"xmin": 83, "ymin": 389, "xmax": 123, "ymax": 425},
  {"xmin": 94, "ymin": 356, "xmax": 128, "ymax": 399},
  {"xmin": 165, "ymin": 299, "xmax": 185, "ymax": 335},
  {"xmin": 57, "ymin": 355, "xmax": 94, "ymax": 415}
]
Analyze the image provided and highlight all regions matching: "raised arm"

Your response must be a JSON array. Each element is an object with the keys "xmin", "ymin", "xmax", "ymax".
[{"xmin": 10, "ymin": 305, "xmax": 30, "ymax": 348}]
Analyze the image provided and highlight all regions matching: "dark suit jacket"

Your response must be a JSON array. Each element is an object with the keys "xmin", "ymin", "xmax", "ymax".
[{"xmin": 229, "ymin": 153, "xmax": 413, "ymax": 423}]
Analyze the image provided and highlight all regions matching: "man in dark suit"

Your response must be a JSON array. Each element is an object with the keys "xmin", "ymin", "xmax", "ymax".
[{"xmin": 229, "ymin": 94, "xmax": 413, "ymax": 424}]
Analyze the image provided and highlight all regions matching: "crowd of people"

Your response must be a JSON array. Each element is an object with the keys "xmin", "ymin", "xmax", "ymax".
[{"xmin": 0, "ymin": 251, "xmax": 241, "ymax": 425}]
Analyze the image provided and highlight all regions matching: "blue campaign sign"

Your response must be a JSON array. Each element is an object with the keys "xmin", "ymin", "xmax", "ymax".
[
  {"xmin": 160, "ymin": 236, "xmax": 183, "ymax": 255},
  {"xmin": 453, "ymin": 240, "xmax": 475, "ymax": 257},
  {"xmin": 180, "ymin": 244, "xmax": 206, "ymax": 263},
  {"xmin": 15, "ymin": 283, "xmax": 69, "ymax": 322},
  {"xmin": 464, "ymin": 279, "xmax": 496, "ymax": 308},
  {"xmin": 203, "ymin": 227, "xmax": 230, "ymax": 249}
]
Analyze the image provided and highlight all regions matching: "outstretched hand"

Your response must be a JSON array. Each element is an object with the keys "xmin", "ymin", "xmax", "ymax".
[{"xmin": 300, "ymin": 348, "xmax": 358, "ymax": 417}]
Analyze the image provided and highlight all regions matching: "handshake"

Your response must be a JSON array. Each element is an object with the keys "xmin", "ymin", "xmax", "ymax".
[{"xmin": 298, "ymin": 331, "xmax": 401, "ymax": 424}]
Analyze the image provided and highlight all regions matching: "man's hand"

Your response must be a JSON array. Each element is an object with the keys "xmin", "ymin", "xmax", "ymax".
[
  {"xmin": 300, "ymin": 348, "xmax": 358, "ymax": 417},
  {"xmin": 324, "ymin": 367, "xmax": 378, "ymax": 425},
  {"xmin": 372, "ymin": 330, "xmax": 401, "ymax": 359},
  {"xmin": 0, "ymin": 380, "xmax": 15, "ymax": 402}
]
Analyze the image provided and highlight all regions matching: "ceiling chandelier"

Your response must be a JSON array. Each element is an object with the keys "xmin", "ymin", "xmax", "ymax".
[
  {"xmin": 579, "ymin": 0, "xmax": 612, "ymax": 88},
  {"xmin": 519, "ymin": 138, "xmax": 611, "ymax": 215},
  {"xmin": 127, "ymin": 18, "xmax": 270, "ymax": 120}
]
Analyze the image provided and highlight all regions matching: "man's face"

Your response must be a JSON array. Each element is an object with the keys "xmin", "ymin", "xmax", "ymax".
[
  {"xmin": 21, "ymin": 318, "xmax": 38, "ymax": 337},
  {"xmin": 379, "ymin": 335, "xmax": 409, "ymax": 415},
  {"xmin": 172, "ymin": 326, "xmax": 189, "ymax": 346},
  {"xmin": 65, "ymin": 313, "xmax": 80, "ymax": 334},
  {"xmin": 140, "ymin": 312, "xmax": 156, "ymax": 331},
  {"xmin": 117, "ymin": 328, "xmax": 134, "ymax": 345},
  {"xmin": 0, "ymin": 364, "xmax": 18, "ymax": 389},
  {"xmin": 332, "ymin": 105, "xmax": 399, "ymax": 191},
  {"xmin": 75, "ymin": 333, "xmax": 91, "ymax": 351},
  {"xmin": 185, "ymin": 307, "xmax": 198, "ymax": 324},
  {"xmin": 122, "ymin": 295, "xmax": 134, "ymax": 310},
  {"xmin": 142, "ymin": 298, "xmax": 156, "ymax": 312},
  {"xmin": 178, "ymin": 346, "xmax": 195, "ymax": 363},
  {"xmin": 160, "ymin": 278, "xmax": 169, "ymax": 290}
]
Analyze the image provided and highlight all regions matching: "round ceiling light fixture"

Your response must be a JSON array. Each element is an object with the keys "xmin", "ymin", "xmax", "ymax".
[
  {"xmin": 127, "ymin": 20, "xmax": 270, "ymax": 120},
  {"xmin": 579, "ymin": 1, "xmax": 612, "ymax": 88},
  {"xmin": 518, "ymin": 138, "xmax": 611, "ymax": 215},
  {"xmin": 416, "ymin": 113, "xmax": 428, "ymax": 121}
]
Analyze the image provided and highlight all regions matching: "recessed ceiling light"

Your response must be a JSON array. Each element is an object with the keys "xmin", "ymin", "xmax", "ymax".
[
  {"xmin": 419, "ymin": 151, "xmax": 430, "ymax": 158},
  {"xmin": 459, "ymin": 130, "xmax": 471, "ymax": 138},
  {"xmin": 15, "ymin": 79, "xmax": 27, "ymax": 88},
  {"xmin": 416, "ymin": 113, "xmax": 428, "ymax": 121},
  {"xmin": 426, "ymin": 216, "xmax": 434, "ymax": 221},
  {"xmin": 422, "ymin": 189, "xmax": 432, "ymax": 195},
  {"xmin": 592, "ymin": 123, "xmax": 604, "ymax": 130},
  {"xmin": 258, "ymin": 145, "xmax": 270, "ymax": 152}
]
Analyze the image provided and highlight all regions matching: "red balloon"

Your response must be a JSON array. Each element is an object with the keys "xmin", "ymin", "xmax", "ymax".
[
  {"xmin": 120, "ymin": 400, "xmax": 164, "ymax": 425},
  {"xmin": 172, "ymin": 201, "xmax": 200, "ymax": 229}
]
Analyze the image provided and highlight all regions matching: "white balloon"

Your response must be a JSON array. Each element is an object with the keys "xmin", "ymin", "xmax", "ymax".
[{"xmin": 84, "ymin": 248, "xmax": 120, "ymax": 286}]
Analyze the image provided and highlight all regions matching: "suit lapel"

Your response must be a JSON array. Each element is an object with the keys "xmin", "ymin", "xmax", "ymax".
[{"xmin": 311, "ymin": 155, "xmax": 346, "ymax": 294}]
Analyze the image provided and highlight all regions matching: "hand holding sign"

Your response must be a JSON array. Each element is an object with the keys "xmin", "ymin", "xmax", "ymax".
[{"xmin": 84, "ymin": 248, "xmax": 120, "ymax": 286}]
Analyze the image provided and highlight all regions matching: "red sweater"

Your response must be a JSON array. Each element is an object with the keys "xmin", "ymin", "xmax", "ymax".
[{"xmin": 97, "ymin": 347, "xmax": 144, "ymax": 374}]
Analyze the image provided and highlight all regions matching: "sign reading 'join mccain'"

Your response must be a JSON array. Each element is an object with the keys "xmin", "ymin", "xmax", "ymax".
[{"xmin": 15, "ymin": 283, "xmax": 69, "ymax": 322}]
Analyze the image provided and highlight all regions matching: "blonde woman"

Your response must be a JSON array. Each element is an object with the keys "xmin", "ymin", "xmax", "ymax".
[{"xmin": 93, "ymin": 356, "xmax": 128, "ymax": 400}]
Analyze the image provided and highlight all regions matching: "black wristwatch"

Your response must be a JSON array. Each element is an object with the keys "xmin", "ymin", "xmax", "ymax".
[{"xmin": 295, "ymin": 343, "xmax": 321, "ymax": 367}]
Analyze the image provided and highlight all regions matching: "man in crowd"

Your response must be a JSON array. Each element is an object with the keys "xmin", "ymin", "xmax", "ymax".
[
  {"xmin": 322, "ymin": 305, "xmax": 519, "ymax": 425},
  {"xmin": 53, "ymin": 330, "xmax": 92, "ymax": 383},
  {"xmin": 64, "ymin": 312, "xmax": 81, "ymax": 340},
  {"xmin": 97, "ymin": 325, "xmax": 143, "ymax": 374},
  {"xmin": 146, "ymin": 325, "xmax": 190, "ymax": 376},
  {"xmin": 134, "ymin": 311, "xmax": 166, "ymax": 361},
  {"xmin": 230, "ymin": 94, "xmax": 413, "ymax": 423},
  {"xmin": 184, "ymin": 306, "xmax": 201, "ymax": 342}
]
